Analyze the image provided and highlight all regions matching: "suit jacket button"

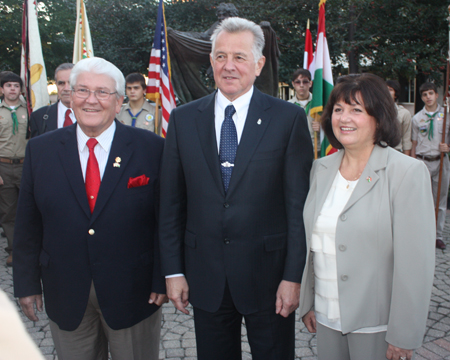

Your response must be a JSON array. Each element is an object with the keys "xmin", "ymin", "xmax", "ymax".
[
  {"xmin": 341, "ymin": 214, "xmax": 347, "ymax": 221},
  {"xmin": 88, "ymin": 229, "xmax": 95, "ymax": 235},
  {"xmin": 338, "ymin": 244, "xmax": 346, "ymax": 251},
  {"xmin": 341, "ymin": 275, "xmax": 348, "ymax": 281},
  {"xmin": 224, "ymin": 238, "xmax": 230, "ymax": 244},
  {"xmin": 223, "ymin": 203, "xmax": 229, "ymax": 208}
]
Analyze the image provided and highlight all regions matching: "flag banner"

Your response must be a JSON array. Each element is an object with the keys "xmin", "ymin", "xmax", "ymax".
[
  {"xmin": 73, "ymin": 0, "xmax": 94, "ymax": 63},
  {"xmin": 20, "ymin": 0, "xmax": 49, "ymax": 113},
  {"xmin": 146, "ymin": 0, "xmax": 176, "ymax": 137},
  {"xmin": 304, "ymin": 19, "xmax": 314, "ymax": 73},
  {"xmin": 310, "ymin": 0, "xmax": 336, "ymax": 156}
]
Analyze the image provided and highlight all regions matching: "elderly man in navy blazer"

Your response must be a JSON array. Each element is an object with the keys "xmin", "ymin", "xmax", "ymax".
[
  {"xmin": 159, "ymin": 17, "xmax": 313, "ymax": 359},
  {"xmin": 13, "ymin": 57, "xmax": 166, "ymax": 360}
]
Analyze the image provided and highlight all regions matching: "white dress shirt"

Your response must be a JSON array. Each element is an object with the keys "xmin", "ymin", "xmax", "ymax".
[
  {"xmin": 76, "ymin": 121, "xmax": 116, "ymax": 181},
  {"xmin": 57, "ymin": 101, "xmax": 76, "ymax": 129}
]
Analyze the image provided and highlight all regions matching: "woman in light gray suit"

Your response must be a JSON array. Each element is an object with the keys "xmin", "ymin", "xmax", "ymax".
[{"xmin": 299, "ymin": 74, "xmax": 435, "ymax": 360}]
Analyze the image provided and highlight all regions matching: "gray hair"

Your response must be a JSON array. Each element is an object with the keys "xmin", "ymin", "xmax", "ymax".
[
  {"xmin": 70, "ymin": 57, "xmax": 125, "ymax": 97},
  {"xmin": 54, "ymin": 63, "xmax": 74, "ymax": 80},
  {"xmin": 210, "ymin": 17, "xmax": 265, "ymax": 63}
]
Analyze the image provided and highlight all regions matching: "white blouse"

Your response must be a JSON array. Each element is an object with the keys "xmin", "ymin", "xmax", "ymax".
[{"xmin": 311, "ymin": 171, "xmax": 387, "ymax": 334}]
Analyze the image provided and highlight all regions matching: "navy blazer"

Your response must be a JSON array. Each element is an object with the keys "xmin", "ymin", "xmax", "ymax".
[
  {"xmin": 30, "ymin": 102, "xmax": 58, "ymax": 138},
  {"xmin": 13, "ymin": 120, "xmax": 165, "ymax": 331},
  {"xmin": 159, "ymin": 88, "xmax": 313, "ymax": 314}
]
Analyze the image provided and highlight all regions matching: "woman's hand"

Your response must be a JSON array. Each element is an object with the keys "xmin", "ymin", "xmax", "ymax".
[
  {"xmin": 386, "ymin": 344, "xmax": 413, "ymax": 360},
  {"xmin": 302, "ymin": 310, "xmax": 317, "ymax": 333}
]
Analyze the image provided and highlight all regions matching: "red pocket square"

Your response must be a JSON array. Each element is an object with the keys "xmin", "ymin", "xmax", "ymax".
[{"xmin": 127, "ymin": 175, "xmax": 150, "ymax": 189}]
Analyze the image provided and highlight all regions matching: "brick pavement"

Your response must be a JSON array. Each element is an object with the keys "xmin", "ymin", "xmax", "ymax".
[{"xmin": 2, "ymin": 213, "xmax": 450, "ymax": 359}]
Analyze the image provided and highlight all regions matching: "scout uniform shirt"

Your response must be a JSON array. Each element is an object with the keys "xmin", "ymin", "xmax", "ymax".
[
  {"xmin": 288, "ymin": 92, "xmax": 315, "ymax": 143},
  {"xmin": 0, "ymin": 101, "xmax": 28, "ymax": 159},
  {"xmin": 394, "ymin": 104, "xmax": 412, "ymax": 153},
  {"xmin": 411, "ymin": 104, "xmax": 449, "ymax": 156},
  {"xmin": 117, "ymin": 100, "xmax": 161, "ymax": 136}
]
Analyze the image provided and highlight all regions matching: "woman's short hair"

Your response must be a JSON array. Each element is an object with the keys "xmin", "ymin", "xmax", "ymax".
[
  {"xmin": 70, "ymin": 57, "xmax": 125, "ymax": 97},
  {"xmin": 321, "ymin": 73, "xmax": 401, "ymax": 149}
]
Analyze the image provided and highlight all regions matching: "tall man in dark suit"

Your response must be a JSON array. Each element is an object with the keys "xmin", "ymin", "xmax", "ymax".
[
  {"xmin": 159, "ymin": 17, "xmax": 313, "ymax": 359},
  {"xmin": 13, "ymin": 57, "xmax": 166, "ymax": 360},
  {"xmin": 29, "ymin": 63, "xmax": 75, "ymax": 137}
]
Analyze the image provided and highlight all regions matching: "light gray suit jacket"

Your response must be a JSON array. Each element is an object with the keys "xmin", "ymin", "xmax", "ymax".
[{"xmin": 299, "ymin": 145, "xmax": 435, "ymax": 349}]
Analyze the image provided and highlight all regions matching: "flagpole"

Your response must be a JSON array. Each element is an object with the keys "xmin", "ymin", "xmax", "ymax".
[
  {"xmin": 435, "ymin": 5, "xmax": 450, "ymax": 222},
  {"xmin": 154, "ymin": 97, "xmax": 160, "ymax": 135}
]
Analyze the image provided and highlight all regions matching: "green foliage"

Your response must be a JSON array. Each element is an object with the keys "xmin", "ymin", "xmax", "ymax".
[
  {"xmin": 0, "ymin": 0, "xmax": 23, "ymax": 73},
  {"xmin": 0, "ymin": 0, "xmax": 448, "ymax": 86}
]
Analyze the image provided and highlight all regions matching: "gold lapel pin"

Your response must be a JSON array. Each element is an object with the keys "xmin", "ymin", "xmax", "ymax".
[{"xmin": 113, "ymin": 157, "xmax": 121, "ymax": 168}]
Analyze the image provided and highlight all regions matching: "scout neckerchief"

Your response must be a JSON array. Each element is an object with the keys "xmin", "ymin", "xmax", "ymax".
[
  {"xmin": 5, "ymin": 105, "xmax": 19, "ymax": 135},
  {"xmin": 127, "ymin": 108, "xmax": 143, "ymax": 127},
  {"xmin": 425, "ymin": 110, "xmax": 438, "ymax": 140},
  {"xmin": 294, "ymin": 99, "xmax": 312, "ymax": 115}
]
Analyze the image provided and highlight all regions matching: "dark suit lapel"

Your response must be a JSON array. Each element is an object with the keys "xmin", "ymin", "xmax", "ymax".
[
  {"xmin": 195, "ymin": 92, "xmax": 225, "ymax": 196},
  {"xmin": 90, "ymin": 121, "xmax": 133, "ymax": 223},
  {"xmin": 226, "ymin": 89, "xmax": 270, "ymax": 196},
  {"xmin": 47, "ymin": 103, "xmax": 58, "ymax": 131},
  {"xmin": 59, "ymin": 126, "xmax": 91, "ymax": 218}
]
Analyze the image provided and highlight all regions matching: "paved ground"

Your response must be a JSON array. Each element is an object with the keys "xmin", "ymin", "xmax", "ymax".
[{"xmin": 3, "ymin": 214, "xmax": 450, "ymax": 359}]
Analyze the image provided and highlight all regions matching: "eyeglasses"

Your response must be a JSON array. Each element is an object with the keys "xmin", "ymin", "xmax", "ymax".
[
  {"xmin": 294, "ymin": 80, "xmax": 311, "ymax": 85},
  {"xmin": 72, "ymin": 88, "xmax": 117, "ymax": 100}
]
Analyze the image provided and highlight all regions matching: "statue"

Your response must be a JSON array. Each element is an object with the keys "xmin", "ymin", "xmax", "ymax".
[{"xmin": 167, "ymin": 3, "xmax": 280, "ymax": 104}]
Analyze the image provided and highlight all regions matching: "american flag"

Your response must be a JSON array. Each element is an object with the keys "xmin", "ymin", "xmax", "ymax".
[{"xmin": 146, "ymin": 0, "xmax": 176, "ymax": 137}]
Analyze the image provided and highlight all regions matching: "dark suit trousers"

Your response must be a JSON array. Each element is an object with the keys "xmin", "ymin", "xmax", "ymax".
[{"xmin": 193, "ymin": 282, "xmax": 295, "ymax": 360}]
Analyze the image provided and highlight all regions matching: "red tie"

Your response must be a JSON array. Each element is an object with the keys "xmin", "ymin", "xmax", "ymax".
[
  {"xmin": 63, "ymin": 109, "xmax": 73, "ymax": 127},
  {"xmin": 85, "ymin": 138, "xmax": 101, "ymax": 213}
]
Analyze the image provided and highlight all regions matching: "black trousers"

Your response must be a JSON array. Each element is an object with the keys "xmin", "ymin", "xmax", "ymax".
[{"xmin": 193, "ymin": 282, "xmax": 295, "ymax": 360}]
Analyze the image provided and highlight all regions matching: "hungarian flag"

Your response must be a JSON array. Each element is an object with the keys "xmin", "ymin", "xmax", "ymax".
[
  {"xmin": 20, "ymin": 0, "xmax": 49, "ymax": 113},
  {"xmin": 303, "ymin": 19, "xmax": 314, "ymax": 73},
  {"xmin": 73, "ymin": 0, "xmax": 94, "ymax": 63},
  {"xmin": 146, "ymin": 0, "xmax": 176, "ymax": 137},
  {"xmin": 310, "ymin": 0, "xmax": 337, "ymax": 156}
]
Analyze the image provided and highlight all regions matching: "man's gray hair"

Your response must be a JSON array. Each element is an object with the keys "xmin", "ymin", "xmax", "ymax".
[
  {"xmin": 210, "ymin": 17, "xmax": 265, "ymax": 63},
  {"xmin": 54, "ymin": 63, "xmax": 74, "ymax": 80},
  {"xmin": 70, "ymin": 57, "xmax": 125, "ymax": 97}
]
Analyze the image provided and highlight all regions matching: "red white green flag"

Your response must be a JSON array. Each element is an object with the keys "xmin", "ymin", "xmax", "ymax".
[
  {"xmin": 310, "ymin": 0, "xmax": 336, "ymax": 156},
  {"xmin": 73, "ymin": 0, "xmax": 94, "ymax": 63},
  {"xmin": 303, "ymin": 19, "xmax": 314, "ymax": 73}
]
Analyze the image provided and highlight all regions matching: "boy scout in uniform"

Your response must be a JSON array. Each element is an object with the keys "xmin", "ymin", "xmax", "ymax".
[
  {"xmin": 386, "ymin": 80, "xmax": 412, "ymax": 155},
  {"xmin": 0, "ymin": 73, "xmax": 28, "ymax": 266},
  {"xmin": 288, "ymin": 69, "xmax": 320, "ymax": 144},
  {"xmin": 411, "ymin": 82, "xmax": 449, "ymax": 249},
  {"xmin": 117, "ymin": 73, "xmax": 161, "ymax": 135}
]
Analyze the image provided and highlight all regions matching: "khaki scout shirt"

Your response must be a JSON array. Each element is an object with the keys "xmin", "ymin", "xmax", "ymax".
[
  {"xmin": 288, "ymin": 93, "xmax": 315, "ymax": 142},
  {"xmin": 117, "ymin": 100, "xmax": 161, "ymax": 136},
  {"xmin": 394, "ymin": 104, "xmax": 412, "ymax": 152},
  {"xmin": 411, "ymin": 104, "xmax": 449, "ymax": 156},
  {"xmin": 0, "ymin": 101, "xmax": 28, "ymax": 158}
]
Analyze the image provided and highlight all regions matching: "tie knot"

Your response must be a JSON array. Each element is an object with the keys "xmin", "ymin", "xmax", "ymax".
[
  {"xmin": 225, "ymin": 105, "xmax": 236, "ymax": 119},
  {"xmin": 65, "ymin": 109, "xmax": 71, "ymax": 117},
  {"xmin": 86, "ymin": 138, "xmax": 98, "ymax": 151}
]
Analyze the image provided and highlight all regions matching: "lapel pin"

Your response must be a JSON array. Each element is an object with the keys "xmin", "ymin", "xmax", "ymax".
[
  {"xmin": 366, "ymin": 176, "xmax": 372, "ymax": 183},
  {"xmin": 113, "ymin": 157, "xmax": 121, "ymax": 168},
  {"xmin": 257, "ymin": 119, "xmax": 262, "ymax": 125}
]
